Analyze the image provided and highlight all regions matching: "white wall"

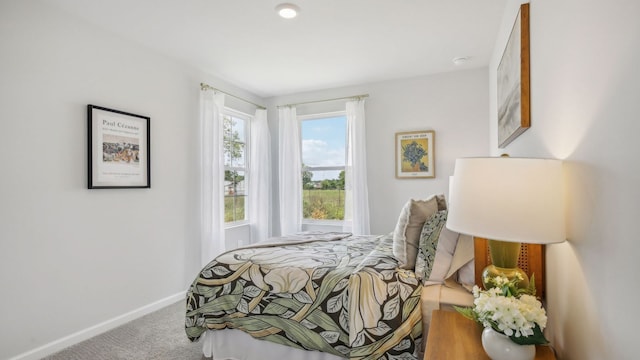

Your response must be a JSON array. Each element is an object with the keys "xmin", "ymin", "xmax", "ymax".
[
  {"xmin": 0, "ymin": 2, "xmax": 262, "ymax": 359},
  {"xmin": 267, "ymin": 68, "xmax": 490, "ymax": 235},
  {"xmin": 490, "ymin": 1, "xmax": 640, "ymax": 359}
]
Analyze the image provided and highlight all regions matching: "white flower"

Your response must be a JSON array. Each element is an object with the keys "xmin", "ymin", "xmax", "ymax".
[{"xmin": 467, "ymin": 275, "xmax": 547, "ymax": 342}]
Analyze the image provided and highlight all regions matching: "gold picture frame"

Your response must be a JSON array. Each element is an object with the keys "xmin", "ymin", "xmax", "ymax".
[
  {"xmin": 497, "ymin": 3, "xmax": 530, "ymax": 148},
  {"xmin": 395, "ymin": 130, "xmax": 435, "ymax": 179}
]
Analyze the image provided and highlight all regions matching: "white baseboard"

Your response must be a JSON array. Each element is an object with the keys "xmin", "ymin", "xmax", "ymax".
[{"xmin": 8, "ymin": 291, "xmax": 186, "ymax": 360}]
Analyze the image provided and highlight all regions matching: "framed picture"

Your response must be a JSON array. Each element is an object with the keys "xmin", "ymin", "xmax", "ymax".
[
  {"xmin": 88, "ymin": 104, "xmax": 150, "ymax": 189},
  {"xmin": 395, "ymin": 130, "xmax": 435, "ymax": 179},
  {"xmin": 497, "ymin": 3, "xmax": 530, "ymax": 148}
]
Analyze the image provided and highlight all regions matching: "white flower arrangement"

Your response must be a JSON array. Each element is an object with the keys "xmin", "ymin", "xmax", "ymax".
[{"xmin": 456, "ymin": 274, "xmax": 549, "ymax": 345}]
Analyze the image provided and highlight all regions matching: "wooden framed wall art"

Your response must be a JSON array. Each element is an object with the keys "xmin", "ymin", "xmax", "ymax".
[
  {"xmin": 497, "ymin": 3, "xmax": 530, "ymax": 148},
  {"xmin": 395, "ymin": 130, "xmax": 435, "ymax": 179},
  {"xmin": 88, "ymin": 104, "xmax": 150, "ymax": 189}
]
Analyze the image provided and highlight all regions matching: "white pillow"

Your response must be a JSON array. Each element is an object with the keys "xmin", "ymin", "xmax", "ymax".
[
  {"xmin": 457, "ymin": 261, "xmax": 475, "ymax": 288},
  {"xmin": 455, "ymin": 235, "xmax": 475, "ymax": 287},
  {"xmin": 425, "ymin": 226, "xmax": 459, "ymax": 284},
  {"xmin": 392, "ymin": 197, "xmax": 439, "ymax": 269}
]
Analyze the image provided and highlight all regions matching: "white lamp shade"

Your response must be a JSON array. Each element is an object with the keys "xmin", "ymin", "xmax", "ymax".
[{"xmin": 447, "ymin": 157, "xmax": 566, "ymax": 244}]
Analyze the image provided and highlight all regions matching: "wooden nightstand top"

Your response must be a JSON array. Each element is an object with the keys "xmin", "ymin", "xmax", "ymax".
[{"xmin": 424, "ymin": 310, "xmax": 556, "ymax": 360}]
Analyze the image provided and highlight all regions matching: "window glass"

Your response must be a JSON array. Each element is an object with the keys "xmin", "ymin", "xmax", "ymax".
[
  {"xmin": 223, "ymin": 112, "xmax": 248, "ymax": 224},
  {"xmin": 301, "ymin": 114, "xmax": 346, "ymax": 221}
]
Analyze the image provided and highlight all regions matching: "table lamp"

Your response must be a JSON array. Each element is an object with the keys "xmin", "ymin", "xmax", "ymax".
[{"xmin": 446, "ymin": 157, "xmax": 565, "ymax": 291}]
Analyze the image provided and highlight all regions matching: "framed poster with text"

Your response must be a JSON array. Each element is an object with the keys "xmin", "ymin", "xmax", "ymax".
[{"xmin": 88, "ymin": 104, "xmax": 150, "ymax": 189}]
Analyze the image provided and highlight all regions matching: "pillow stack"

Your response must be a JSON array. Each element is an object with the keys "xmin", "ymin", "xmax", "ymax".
[
  {"xmin": 392, "ymin": 194, "xmax": 474, "ymax": 288},
  {"xmin": 392, "ymin": 195, "xmax": 440, "ymax": 270}
]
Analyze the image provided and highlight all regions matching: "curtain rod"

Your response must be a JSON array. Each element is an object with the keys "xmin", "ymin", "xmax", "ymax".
[
  {"xmin": 200, "ymin": 83, "xmax": 266, "ymax": 110},
  {"xmin": 277, "ymin": 94, "xmax": 369, "ymax": 108}
]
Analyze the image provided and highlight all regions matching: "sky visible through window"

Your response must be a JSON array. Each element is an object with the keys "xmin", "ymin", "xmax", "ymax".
[
  {"xmin": 224, "ymin": 115, "xmax": 246, "ymax": 167},
  {"xmin": 301, "ymin": 116, "xmax": 346, "ymax": 181}
]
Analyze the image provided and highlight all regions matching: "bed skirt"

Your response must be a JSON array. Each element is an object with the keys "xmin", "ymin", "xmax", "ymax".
[{"xmin": 201, "ymin": 328, "xmax": 344, "ymax": 360}]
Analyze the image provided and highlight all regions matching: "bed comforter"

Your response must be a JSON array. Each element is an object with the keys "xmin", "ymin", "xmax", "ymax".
[{"xmin": 185, "ymin": 233, "xmax": 423, "ymax": 360}]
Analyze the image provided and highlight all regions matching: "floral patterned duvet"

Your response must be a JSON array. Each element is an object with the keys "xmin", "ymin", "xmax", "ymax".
[{"xmin": 185, "ymin": 233, "xmax": 423, "ymax": 360}]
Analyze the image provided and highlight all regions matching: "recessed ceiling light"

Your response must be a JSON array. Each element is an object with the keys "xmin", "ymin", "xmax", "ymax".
[
  {"xmin": 452, "ymin": 56, "xmax": 470, "ymax": 65},
  {"xmin": 275, "ymin": 3, "xmax": 300, "ymax": 19}
]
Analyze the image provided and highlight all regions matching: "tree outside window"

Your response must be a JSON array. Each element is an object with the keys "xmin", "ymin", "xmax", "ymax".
[{"xmin": 223, "ymin": 113, "xmax": 248, "ymax": 223}]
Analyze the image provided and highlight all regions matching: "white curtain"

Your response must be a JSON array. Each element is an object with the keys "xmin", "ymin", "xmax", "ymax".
[
  {"xmin": 343, "ymin": 99, "xmax": 371, "ymax": 235},
  {"xmin": 278, "ymin": 106, "xmax": 302, "ymax": 235},
  {"xmin": 200, "ymin": 90, "xmax": 226, "ymax": 267},
  {"xmin": 249, "ymin": 109, "xmax": 271, "ymax": 243}
]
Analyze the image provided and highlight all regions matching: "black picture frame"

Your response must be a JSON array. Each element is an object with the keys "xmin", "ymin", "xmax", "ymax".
[{"xmin": 87, "ymin": 104, "xmax": 150, "ymax": 189}]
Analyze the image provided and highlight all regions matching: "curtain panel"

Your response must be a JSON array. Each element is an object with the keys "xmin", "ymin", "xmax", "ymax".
[
  {"xmin": 200, "ymin": 91, "xmax": 226, "ymax": 266},
  {"xmin": 278, "ymin": 106, "xmax": 302, "ymax": 235},
  {"xmin": 249, "ymin": 108, "xmax": 272, "ymax": 243},
  {"xmin": 344, "ymin": 99, "xmax": 371, "ymax": 235}
]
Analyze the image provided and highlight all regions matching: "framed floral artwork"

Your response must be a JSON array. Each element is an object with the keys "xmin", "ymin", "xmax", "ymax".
[{"xmin": 395, "ymin": 130, "xmax": 435, "ymax": 179}]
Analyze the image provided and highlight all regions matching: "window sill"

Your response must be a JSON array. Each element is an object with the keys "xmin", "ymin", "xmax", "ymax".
[
  {"xmin": 225, "ymin": 221, "xmax": 249, "ymax": 230},
  {"xmin": 302, "ymin": 219, "xmax": 344, "ymax": 226}
]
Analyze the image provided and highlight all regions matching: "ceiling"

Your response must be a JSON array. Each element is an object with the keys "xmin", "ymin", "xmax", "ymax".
[{"xmin": 43, "ymin": 0, "xmax": 507, "ymax": 98}]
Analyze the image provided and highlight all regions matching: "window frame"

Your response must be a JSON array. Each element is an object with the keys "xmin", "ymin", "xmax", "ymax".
[
  {"xmin": 299, "ymin": 111, "xmax": 347, "ymax": 225},
  {"xmin": 222, "ymin": 107, "xmax": 252, "ymax": 227}
]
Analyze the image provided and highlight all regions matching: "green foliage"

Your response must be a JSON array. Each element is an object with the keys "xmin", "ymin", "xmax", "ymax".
[
  {"xmin": 519, "ymin": 273, "xmax": 537, "ymax": 297},
  {"xmin": 303, "ymin": 189, "xmax": 345, "ymax": 220},
  {"xmin": 225, "ymin": 170, "xmax": 244, "ymax": 187},
  {"xmin": 223, "ymin": 116, "xmax": 244, "ymax": 165},
  {"xmin": 224, "ymin": 195, "xmax": 245, "ymax": 222},
  {"xmin": 490, "ymin": 273, "xmax": 537, "ymax": 298},
  {"xmin": 454, "ymin": 305, "xmax": 479, "ymax": 322},
  {"xmin": 510, "ymin": 324, "xmax": 549, "ymax": 346},
  {"xmin": 302, "ymin": 165, "xmax": 313, "ymax": 189}
]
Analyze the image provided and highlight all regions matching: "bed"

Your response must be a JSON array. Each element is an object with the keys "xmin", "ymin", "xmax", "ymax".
[
  {"xmin": 186, "ymin": 232, "xmax": 423, "ymax": 360},
  {"xmin": 185, "ymin": 195, "xmax": 543, "ymax": 359}
]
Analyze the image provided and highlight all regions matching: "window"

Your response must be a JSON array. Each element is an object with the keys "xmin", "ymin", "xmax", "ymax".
[
  {"xmin": 223, "ymin": 109, "xmax": 250, "ymax": 224},
  {"xmin": 300, "ymin": 112, "xmax": 347, "ymax": 221}
]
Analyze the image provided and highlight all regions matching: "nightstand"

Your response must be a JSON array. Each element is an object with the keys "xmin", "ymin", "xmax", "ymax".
[{"xmin": 424, "ymin": 310, "xmax": 556, "ymax": 360}]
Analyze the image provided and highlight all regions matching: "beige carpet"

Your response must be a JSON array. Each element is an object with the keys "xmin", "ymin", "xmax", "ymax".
[{"xmin": 42, "ymin": 300, "xmax": 208, "ymax": 360}]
